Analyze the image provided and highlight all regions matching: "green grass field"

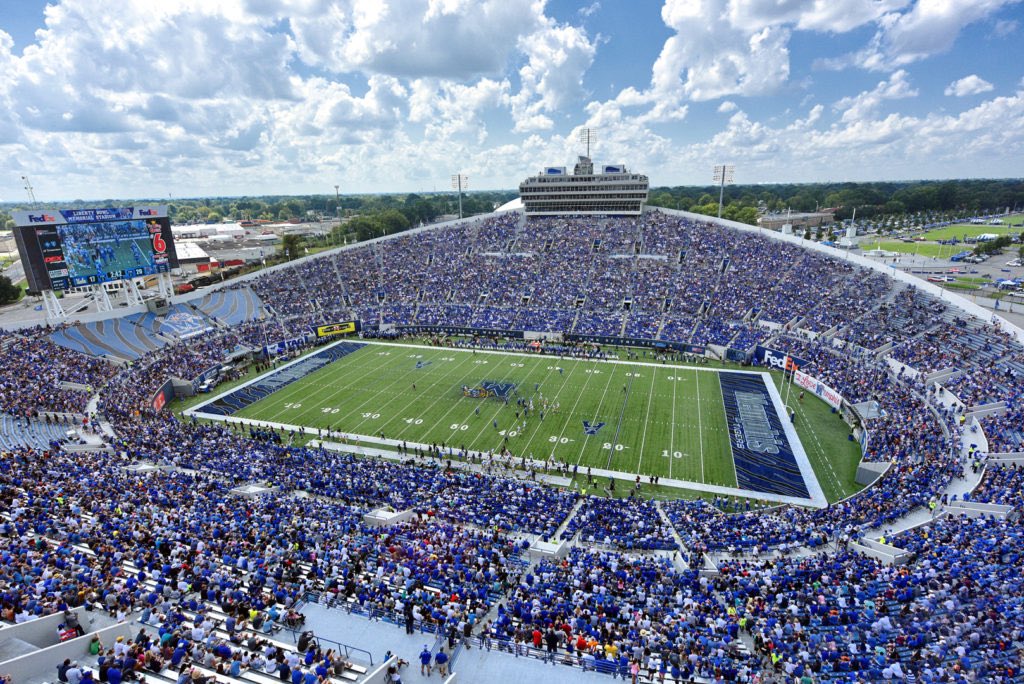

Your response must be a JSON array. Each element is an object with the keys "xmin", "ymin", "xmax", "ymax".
[
  {"xmin": 210, "ymin": 342, "xmax": 862, "ymax": 503},
  {"xmin": 919, "ymin": 222, "xmax": 1023, "ymax": 241},
  {"xmin": 870, "ymin": 241, "xmax": 960, "ymax": 258}
]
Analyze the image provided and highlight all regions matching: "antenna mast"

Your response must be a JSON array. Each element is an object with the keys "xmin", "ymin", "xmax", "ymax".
[
  {"xmin": 21, "ymin": 175, "xmax": 37, "ymax": 206},
  {"xmin": 578, "ymin": 127, "xmax": 596, "ymax": 158}
]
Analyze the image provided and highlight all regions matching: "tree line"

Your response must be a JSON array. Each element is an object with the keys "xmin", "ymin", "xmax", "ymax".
[
  {"xmin": 646, "ymin": 178, "xmax": 1024, "ymax": 225},
  {"xmin": 0, "ymin": 190, "xmax": 518, "ymax": 232}
]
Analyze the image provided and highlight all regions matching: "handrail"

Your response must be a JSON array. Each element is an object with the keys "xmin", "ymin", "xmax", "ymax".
[{"xmin": 277, "ymin": 623, "xmax": 375, "ymax": 667}]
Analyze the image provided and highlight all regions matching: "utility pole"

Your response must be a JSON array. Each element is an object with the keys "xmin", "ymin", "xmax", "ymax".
[
  {"xmin": 712, "ymin": 164, "xmax": 734, "ymax": 219},
  {"xmin": 451, "ymin": 174, "xmax": 468, "ymax": 219}
]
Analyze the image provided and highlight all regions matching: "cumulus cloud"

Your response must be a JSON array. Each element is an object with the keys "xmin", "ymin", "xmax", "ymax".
[
  {"xmin": 993, "ymin": 18, "xmax": 1019, "ymax": 36},
  {"xmin": 286, "ymin": 0, "xmax": 546, "ymax": 80},
  {"xmin": 834, "ymin": 70, "xmax": 917, "ymax": 123},
  {"xmin": 511, "ymin": 20, "xmax": 598, "ymax": 132},
  {"xmin": 944, "ymin": 75, "xmax": 995, "ymax": 97},
  {"xmin": 678, "ymin": 86, "xmax": 1024, "ymax": 184},
  {"xmin": 1, "ymin": 0, "xmax": 1022, "ymax": 199},
  {"xmin": 822, "ymin": 0, "xmax": 1023, "ymax": 71}
]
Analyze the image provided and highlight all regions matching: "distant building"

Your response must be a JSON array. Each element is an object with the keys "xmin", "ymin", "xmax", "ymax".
[
  {"xmin": 757, "ymin": 211, "xmax": 835, "ymax": 232},
  {"xmin": 518, "ymin": 156, "xmax": 649, "ymax": 215}
]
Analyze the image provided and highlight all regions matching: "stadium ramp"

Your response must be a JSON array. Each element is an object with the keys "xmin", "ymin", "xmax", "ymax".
[
  {"xmin": 190, "ymin": 287, "xmax": 265, "ymax": 326},
  {"xmin": 0, "ymin": 414, "xmax": 73, "ymax": 450},
  {"xmin": 49, "ymin": 319, "xmax": 167, "ymax": 361}
]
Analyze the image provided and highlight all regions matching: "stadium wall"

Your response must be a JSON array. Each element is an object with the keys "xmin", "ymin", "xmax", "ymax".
[{"xmin": 0, "ymin": 620, "xmax": 136, "ymax": 683}]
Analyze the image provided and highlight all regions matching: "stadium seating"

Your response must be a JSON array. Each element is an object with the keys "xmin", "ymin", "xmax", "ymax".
[
  {"xmin": 50, "ymin": 318, "xmax": 167, "ymax": 360},
  {"xmin": 191, "ymin": 286, "xmax": 265, "ymax": 326},
  {"xmin": 5, "ymin": 210, "xmax": 1024, "ymax": 684}
]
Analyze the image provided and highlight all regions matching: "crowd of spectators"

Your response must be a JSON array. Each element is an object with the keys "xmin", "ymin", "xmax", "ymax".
[
  {"xmin": 241, "ymin": 211, "xmax": 902, "ymax": 352},
  {"xmin": 491, "ymin": 548, "xmax": 759, "ymax": 681},
  {"xmin": 0, "ymin": 328, "xmax": 117, "ymax": 415},
  {"xmin": 4, "ymin": 210, "xmax": 1024, "ymax": 683},
  {"xmin": 558, "ymin": 496, "xmax": 678, "ymax": 550}
]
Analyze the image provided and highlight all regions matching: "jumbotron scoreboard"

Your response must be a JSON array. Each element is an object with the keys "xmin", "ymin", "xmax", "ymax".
[{"xmin": 12, "ymin": 206, "xmax": 179, "ymax": 292}]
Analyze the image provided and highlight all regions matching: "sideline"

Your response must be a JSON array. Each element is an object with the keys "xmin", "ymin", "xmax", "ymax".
[{"xmin": 184, "ymin": 338, "xmax": 827, "ymax": 508}]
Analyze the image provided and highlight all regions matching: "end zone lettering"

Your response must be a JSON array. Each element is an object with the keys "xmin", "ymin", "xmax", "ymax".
[{"xmin": 315, "ymin": 321, "xmax": 359, "ymax": 338}]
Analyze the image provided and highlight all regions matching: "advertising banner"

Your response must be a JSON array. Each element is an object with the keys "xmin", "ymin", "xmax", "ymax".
[
  {"xmin": 314, "ymin": 321, "xmax": 360, "ymax": 338},
  {"xmin": 793, "ymin": 369, "xmax": 844, "ymax": 409},
  {"xmin": 754, "ymin": 345, "xmax": 809, "ymax": 372}
]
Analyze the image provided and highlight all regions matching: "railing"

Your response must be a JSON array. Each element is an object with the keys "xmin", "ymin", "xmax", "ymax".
[{"xmin": 278, "ymin": 623, "xmax": 375, "ymax": 666}]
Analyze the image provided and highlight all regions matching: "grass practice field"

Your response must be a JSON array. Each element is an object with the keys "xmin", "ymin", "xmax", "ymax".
[
  {"xmin": 872, "ymin": 241, "xmax": 960, "ymax": 258},
  {"xmin": 207, "ymin": 341, "xmax": 861, "ymax": 503},
  {"xmin": 919, "ymin": 221, "xmax": 1023, "ymax": 241}
]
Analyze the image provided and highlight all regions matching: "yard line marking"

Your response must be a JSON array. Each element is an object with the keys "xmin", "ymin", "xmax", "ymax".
[
  {"xmin": 714, "ymin": 372, "xmax": 738, "ymax": 488},
  {"xmin": 544, "ymin": 358, "xmax": 596, "ymax": 461},
  {"xmin": 438, "ymin": 354, "xmax": 551, "ymax": 448},
  {"xmin": 605, "ymin": 368, "xmax": 637, "ymax": 470},
  {"xmin": 574, "ymin": 359, "xmax": 619, "ymax": 466},
  {"xmin": 669, "ymin": 366, "xmax": 678, "ymax": 480},
  {"xmin": 250, "ymin": 347, "xmax": 398, "ymax": 426},
  {"xmin": 696, "ymin": 367, "xmax": 705, "ymax": 484},
  {"xmin": 635, "ymin": 366, "xmax": 658, "ymax": 475},
  {"xmin": 364, "ymin": 350, "xmax": 481, "ymax": 437}
]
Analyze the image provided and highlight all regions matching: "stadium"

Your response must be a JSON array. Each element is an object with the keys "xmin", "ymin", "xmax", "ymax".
[{"xmin": 1, "ymin": 181, "xmax": 1023, "ymax": 684}]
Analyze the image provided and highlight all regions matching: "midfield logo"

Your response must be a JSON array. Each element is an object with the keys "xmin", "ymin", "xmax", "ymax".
[
  {"xmin": 582, "ymin": 420, "xmax": 606, "ymax": 435},
  {"xmin": 461, "ymin": 380, "xmax": 516, "ymax": 399},
  {"xmin": 480, "ymin": 381, "xmax": 515, "ymax": 398}
]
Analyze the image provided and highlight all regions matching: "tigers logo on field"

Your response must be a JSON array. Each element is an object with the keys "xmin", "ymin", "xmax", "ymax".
[
  {"xmin": 462, "ymin": 385, "xmax": 493, "ymax": 398},
  {"xmin": 582, "ymin": 420, "xmax": 606, "ymax": 435},
  {"xmin": 461, "ymin": 381, "xmax": 516, "ymax": 399}
]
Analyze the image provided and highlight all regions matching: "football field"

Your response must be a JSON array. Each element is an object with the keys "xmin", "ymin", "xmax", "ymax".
[
  {"xmin": 236, "ymin": 342, "xmax": 736, "ymax": 485},
  {"xmin": 186, "ymin": 340, "xmax": 859, "ymax": 504}
]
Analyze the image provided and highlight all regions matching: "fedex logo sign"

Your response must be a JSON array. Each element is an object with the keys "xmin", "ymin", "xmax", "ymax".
[
  {"xmin": 138, "ymin": 208, "xmax": 157, "ymax": 216},
  {"xmin": 755, "ymin": 346, "xmax": 807, "ymax": 372},
  {"xmin": 27, "ymin": 213, "xmax": 56, "ymax": 223}
]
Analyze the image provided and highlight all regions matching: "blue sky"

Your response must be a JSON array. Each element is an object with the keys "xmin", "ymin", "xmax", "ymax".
[{"xmin": 0, "ymin": 0, "xmax": 1021, "ymax": 201}]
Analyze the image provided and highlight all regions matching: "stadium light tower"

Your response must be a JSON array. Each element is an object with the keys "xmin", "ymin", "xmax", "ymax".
[
  {"xmin": 21, "ymin": 175, "xmax": 37, "ymax": 207},
  {"xmin": 712, "ymin": 164, "xmax": 734, "ymax": 219},
  {"xmin": 578, "ymin": 127, "xmax": 597, "ymax": 158},
  {"xmin": 451, "ymin": 173, "xmax": 468, "ymax": 219}
]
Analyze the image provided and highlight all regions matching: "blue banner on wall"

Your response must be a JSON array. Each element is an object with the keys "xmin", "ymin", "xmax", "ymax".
[{"xmin": 719, "ymin": 371, "xmax": 809, "ymax": 498}]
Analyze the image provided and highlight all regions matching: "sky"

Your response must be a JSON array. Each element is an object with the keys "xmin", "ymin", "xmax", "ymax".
[{"xmin": 0, "ymin": 0, "xmax": 1022, "ymax": 201}]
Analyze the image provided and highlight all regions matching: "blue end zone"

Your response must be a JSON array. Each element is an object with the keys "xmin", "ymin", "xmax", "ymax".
[
  {"xmin": 719, "ymin": 371, "xmax": 809, "ymax": 499},
  {"xmin": 199, "ymin": 342, "xmax": 366, "ymax": 416}
]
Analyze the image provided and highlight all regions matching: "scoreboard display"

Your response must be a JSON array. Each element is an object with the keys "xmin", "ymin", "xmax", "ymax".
[{"xmin": 12, "ymin": 207, "xmax": 179, "ymax": 292}]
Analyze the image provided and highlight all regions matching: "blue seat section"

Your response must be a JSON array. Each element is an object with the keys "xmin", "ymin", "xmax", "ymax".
[
  {"xmin": 0, "ymin": 414, "xmax": 73, "ymax": 450},
  {"xmin": 49, "ymin": 318, "xmax": 167, "ymax": 361},
  {"xmin": 126, "ymin": 311, "xmax": 163, "ymax": 337},
  {"xmin": 200, "ymin": 342, "xmax": 366, "ymax": 416},
  {"xmin": 719, "ymin": 371, "xmax": 809, "ymax": 498},
  {"xmin": 192, "ymin": 287, "xmax": 265, "ymax": 326},
  {"xmin": 48, "ymin": 328, "xmax": 95, "ymax": 356},
  {"xmin": 157, "ymin": 304, "xmax": 215, "ymax": 339}
]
